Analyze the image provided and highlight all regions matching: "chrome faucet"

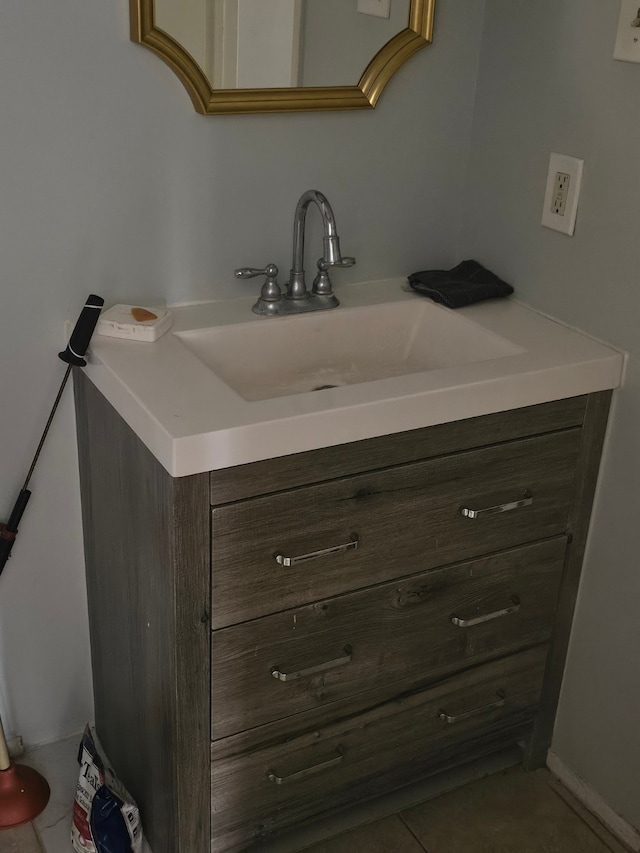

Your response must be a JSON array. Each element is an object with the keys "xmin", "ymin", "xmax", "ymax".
[
  {"xmin": 287, "ymin": 190, "xmax": 355, "ymax": 303},
  {"xmin": 235, "ymin": 190, "xmax": 355, "ymax": 316}
]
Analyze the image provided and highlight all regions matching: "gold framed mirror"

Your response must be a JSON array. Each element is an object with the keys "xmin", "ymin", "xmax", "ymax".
[{"xmin": 129, "ymin": 0, "xmax": 435, "ymax": 115}]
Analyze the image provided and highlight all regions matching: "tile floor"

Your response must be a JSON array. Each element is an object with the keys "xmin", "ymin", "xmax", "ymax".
[
  {"xmin": 0, "ymin": 736, "xmax": 630, "ymax": 853},
  {"xmin": 300, "ymin": 768, "xmax": 629, "ymax": 853}
]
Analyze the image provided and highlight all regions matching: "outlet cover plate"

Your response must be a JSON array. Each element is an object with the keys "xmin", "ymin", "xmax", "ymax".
[
  {"xmin": 357, "ymin": 0, "xmax": 391, "ymax": 19},
  {"xmin": 614, "ymin": 0, "xmax": 640, "ymax": 63},
  {"xmin": 542, "ymin": 153, "xmax": 584, "ymax": 236}
]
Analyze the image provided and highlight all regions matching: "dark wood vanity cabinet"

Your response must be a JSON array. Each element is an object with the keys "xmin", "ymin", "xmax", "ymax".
[{"xmin": 74, "ymin": 373, "xmax": 611, "ymax": 853}]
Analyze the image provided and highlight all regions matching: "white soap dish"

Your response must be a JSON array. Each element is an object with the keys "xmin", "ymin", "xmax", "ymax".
[{"xmin": 96, "ymin": 304, "xmax": 173, "ymax": 342}]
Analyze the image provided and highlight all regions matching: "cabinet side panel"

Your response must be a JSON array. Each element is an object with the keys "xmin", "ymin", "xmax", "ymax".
[
  {"xmin": 524, "ymin": 390, "xmax": 612, "ymax": 769},
  {"xmin": 173, "ymin": 476, "xmax": 212, "ymax": 851},
  {"xmin": 74, "ymin": 372, "xmax": 210, "ymax": 852}
]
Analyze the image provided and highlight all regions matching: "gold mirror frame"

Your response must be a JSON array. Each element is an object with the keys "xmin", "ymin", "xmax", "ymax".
[{"xmin": 130, "ymin": 0, "xmax": 435, "ymax": 115}]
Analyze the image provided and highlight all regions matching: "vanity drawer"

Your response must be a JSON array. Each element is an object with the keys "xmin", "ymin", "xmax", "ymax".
[
  {"xmin": 210, "ymin": 645, "xmax": 548, "ymax": 851},
  {"xmin": 211, "ymin": 429, "xmax": 580, "ymax": 627},
  {"xmin": 211, "ymin": 538, "xmax": 565, "ymax": 739}
]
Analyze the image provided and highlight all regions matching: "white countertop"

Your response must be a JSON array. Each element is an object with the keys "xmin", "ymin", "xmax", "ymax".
[{"xmin": 84, "ymin": 279, "xmax": 625, "ymax": 477}]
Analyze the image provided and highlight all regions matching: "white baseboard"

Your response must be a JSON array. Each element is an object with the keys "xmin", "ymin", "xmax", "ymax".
[
  {"xmin": 7, "ymin": 734, "xmax": 24, "ymax": 759},
  {"xmin": 547, "ymin": 750, "xmax": 640, "ymax": 852}
]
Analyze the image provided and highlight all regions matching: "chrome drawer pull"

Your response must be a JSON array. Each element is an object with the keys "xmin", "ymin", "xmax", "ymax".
[
  {"xmin": 271, "ymin": 645, "xmax": 353, "ymax": 682},
  {"xmin": 268, "ymin": 748, "xmax": 344, "ymax": 785},
  {"xmin": 460, "ymin": 492, "xmax": 533, "ymax": 519},
  {"xmin": 451, "ymin": 596, "xmax": 520, "ymax": 628},
  {"xmin": 438, "ymin": 690, "xmax": 506, "ymax": 724},
  {"xmin": 274, "ymin": 534, "xmax": 358, "ymax": 567}
]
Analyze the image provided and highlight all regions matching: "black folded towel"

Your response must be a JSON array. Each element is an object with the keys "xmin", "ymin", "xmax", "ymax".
[{"xmin": 407, "ymin": 260, "xmax": 514, "ymax": 309}]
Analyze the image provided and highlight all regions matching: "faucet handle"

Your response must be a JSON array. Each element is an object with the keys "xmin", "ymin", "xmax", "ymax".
[
  {"xmin": 235, "ymin": 264, "xmax": 283, "ymax": 315},
  {"xmin": 312, "ymin": 256, "xmax": 355, "ymax": 300},
  {"xmin": 235, "ymin": 263, "xmax": 279, "ymax": 280}
]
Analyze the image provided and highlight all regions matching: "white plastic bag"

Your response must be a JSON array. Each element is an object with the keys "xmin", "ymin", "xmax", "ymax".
[{"xmin": 71, "ymin": 725, "xmax": 143, "ymax": 853}]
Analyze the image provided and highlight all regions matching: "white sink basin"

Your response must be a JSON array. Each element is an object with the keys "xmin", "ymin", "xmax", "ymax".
[
  {"xmin": 85, "ymin": 278, "xmax": 624, "ymax": 475},
  {"xmin": 174, "ymin": 300, "xmax": 523, "ymax": 401}
]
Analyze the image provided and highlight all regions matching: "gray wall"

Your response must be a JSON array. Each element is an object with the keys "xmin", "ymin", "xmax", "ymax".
[
  {"xmin": 460, "ymin": 0, "xmax": 640, "ymax": 830},
  {"xmin": 0, "ymin": 0, "xmax": 484, "ymax": 745}
]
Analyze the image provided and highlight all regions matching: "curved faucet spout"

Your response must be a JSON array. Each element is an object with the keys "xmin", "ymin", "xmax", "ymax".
[
  {"xmin": 238, "ymin": 189, "xmax": 354, "ymax": 316},
  {"xmin": 288, "ymin": 190, "xmax": 345, "ymax": 300}
]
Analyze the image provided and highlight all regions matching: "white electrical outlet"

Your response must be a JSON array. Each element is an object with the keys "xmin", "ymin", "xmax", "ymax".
[
  {"xmin": 552, "ymin": 172, "xmax": 570, "ymax": 216},
  {"xmin": 541, "ymin": 153, "xmax": 584, "ymax": 236},
  {"xmin": 614, "ymin": 0, "xmax": 640, "ymax": 63},
  {"xmin": 357, "ymin": 0, "xmax": 391, "ymax": 19}
]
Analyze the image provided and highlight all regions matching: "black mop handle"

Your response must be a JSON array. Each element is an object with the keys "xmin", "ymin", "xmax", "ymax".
[
  {"xmin": 59, "ymin": 294, "xmax": 105, "ymax": 366},
  {"xmin": 0, "ymin": 294, "xmax": 105, "ymax": 576}
]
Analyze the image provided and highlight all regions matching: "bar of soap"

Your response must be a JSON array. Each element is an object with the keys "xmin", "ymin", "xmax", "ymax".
[
  {"xmin": 131, "ymin": 307, "xmax": 158, "ymax": 323},
  {"xmin": 97, "ymin": 304, "xmax": 173, "ymax": 342}
]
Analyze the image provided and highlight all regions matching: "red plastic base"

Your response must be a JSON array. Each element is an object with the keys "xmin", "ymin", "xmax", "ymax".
[{"xmin": 0, "ymin": 762, "xmax": 50, "ymax": 828}]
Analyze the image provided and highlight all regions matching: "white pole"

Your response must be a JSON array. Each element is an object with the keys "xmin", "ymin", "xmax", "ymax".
[{"xmin": 0, "ymin": 713, "xmax": 11, "ymax": 771}]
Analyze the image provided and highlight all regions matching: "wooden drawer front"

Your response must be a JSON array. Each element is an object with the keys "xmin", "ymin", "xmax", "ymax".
[
  {"xmin": 212, "ymin": 430, "xmax": 580, "ymax": 627},
  {"xmin": 211, "ymin": 538, "xmax": 565, "ymax": 739},
  {"xmin": 209, "ymin": 397, "xmax": 587, "ymax": 504},
  {"xmin": 210, "ymin": 646, "xmax": 548, "ymax": 850}
]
